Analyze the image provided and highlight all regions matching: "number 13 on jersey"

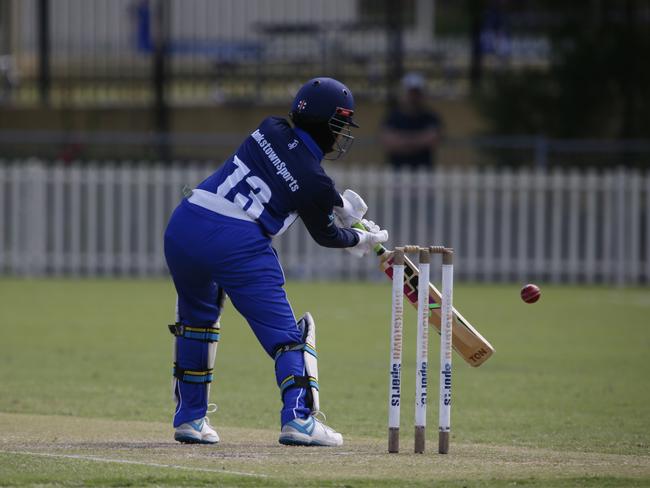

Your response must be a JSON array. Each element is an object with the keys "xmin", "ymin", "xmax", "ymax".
[{"xmin": 216, "ymin": 155, "xmax": 272, "ymax": 219}]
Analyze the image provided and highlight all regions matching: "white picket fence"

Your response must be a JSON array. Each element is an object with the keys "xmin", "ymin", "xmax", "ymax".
[{"xmin": 1, "ymin": 159, "xmax": 649, "ymax": 284}]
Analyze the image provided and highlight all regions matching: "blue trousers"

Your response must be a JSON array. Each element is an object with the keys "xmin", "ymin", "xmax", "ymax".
[{"xmin": 164, "ymin": 200, "xmax": 310, "ymax": 427}]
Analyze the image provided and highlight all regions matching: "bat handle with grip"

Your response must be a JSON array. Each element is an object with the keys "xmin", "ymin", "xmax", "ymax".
[{"xmin": 351, "ymin": 221, "xmax": 387, "ymax": 255}]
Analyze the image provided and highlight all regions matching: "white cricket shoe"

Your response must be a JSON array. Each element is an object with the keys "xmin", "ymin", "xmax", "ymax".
[
  {"xmin": 279, "ymin": 416, "xmax": 343, "ymax": 447},
  {"xmin": 174, "ymin": 417, "xmax": 219, "ymax": 444}
]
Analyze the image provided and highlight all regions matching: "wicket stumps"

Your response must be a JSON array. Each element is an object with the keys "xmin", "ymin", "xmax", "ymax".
[{"xmin": 388, "ymin": 245, "xmax": 454, "ymax": 455}]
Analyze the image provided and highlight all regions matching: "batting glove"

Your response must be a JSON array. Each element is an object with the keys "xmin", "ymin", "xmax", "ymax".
[
  {"xmin": 334, "ymin": 189, "xmax": 368, "ymax": 228},
  {"xmin": 347, "ymin": 219, "xmax": 389, "ymax": 257}
]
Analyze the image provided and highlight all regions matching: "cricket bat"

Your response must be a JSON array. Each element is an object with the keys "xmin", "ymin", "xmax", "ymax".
[
  {"xmin": 375, "ymin": 244, "xmax": 494, "ymax": 367},
  {"xmin": 344, "ymin": 192, "xmax": 494, "ymax": 367}
]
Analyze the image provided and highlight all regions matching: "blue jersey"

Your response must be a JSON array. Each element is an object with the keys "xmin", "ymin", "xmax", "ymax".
[{"xmin": 189, "ymin": 117, "xmax": 358, "ymax": 248}]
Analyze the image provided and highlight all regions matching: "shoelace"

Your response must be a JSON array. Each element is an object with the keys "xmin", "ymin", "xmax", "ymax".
[
  {"xmin": 311, "ymin": 410, "xmax": 327, "ymax": 422},
  {"xmin": 204, "ymin": 404, "xmax": 218, "ymax": 429},
  {"xmin": 311, "ymin": 411, "xmax": 337, "ymax": 433}
]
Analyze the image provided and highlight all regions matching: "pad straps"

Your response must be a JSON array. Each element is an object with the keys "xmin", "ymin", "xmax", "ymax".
[
  {"xmin": 274, "ymin": 341, "xmax": 319, "ymax": 395},
  {"xmin": 169, "ymin": 322, "xmax": 219, "ymax": 384},
  {"xmin": 279, "ymin": 374, "xmax": 319, "ymax": 394},
  {"xmin": 274, "ymin": 342, "xmax": 317, "ymax": 361},
  {"xmin": 173, "ymin": 366, "xmax": 213, "ymax": 384},
  {"xmin": 168, "ymin": 323, "xmax": 220, "ymax": 342}
]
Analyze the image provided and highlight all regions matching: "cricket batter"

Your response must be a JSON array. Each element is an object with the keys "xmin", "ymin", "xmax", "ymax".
[{"xmin": 164, "ymin": 77, "xmax": 388, "ymax": 446}]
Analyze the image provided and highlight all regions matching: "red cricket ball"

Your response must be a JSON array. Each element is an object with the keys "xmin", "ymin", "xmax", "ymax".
[{"xmin": 521, "ymin": 284, "xmax": 541, "ymax": 304}]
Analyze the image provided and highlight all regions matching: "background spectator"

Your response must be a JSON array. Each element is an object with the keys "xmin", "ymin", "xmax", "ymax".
[{"xmin": 380, "ymin": 73, "xmax": 443, "ymax": 169}]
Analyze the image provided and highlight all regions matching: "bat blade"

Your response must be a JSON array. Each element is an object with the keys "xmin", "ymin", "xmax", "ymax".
[{"xmin": 379, "ymin": 249, "xmax": 494, "ymax": 367}]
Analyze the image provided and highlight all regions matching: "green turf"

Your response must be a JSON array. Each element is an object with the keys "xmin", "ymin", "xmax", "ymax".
[{"xmin": 0, "ymin": 278, "xmax": 648, "ymax": 486}]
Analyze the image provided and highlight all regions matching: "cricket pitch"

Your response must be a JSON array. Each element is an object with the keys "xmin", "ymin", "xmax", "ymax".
[{"xmin": 1, "ymin": 413, "xmax": 648, "ymax": 487}]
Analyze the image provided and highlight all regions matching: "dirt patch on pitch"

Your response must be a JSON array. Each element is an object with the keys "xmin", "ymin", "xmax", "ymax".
[{"xmin": 1, "ymin": 412, "xmax": 649, "ymax": 483}]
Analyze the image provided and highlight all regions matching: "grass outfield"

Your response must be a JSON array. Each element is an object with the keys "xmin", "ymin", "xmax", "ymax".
[{"xmin": 0, "ymin": 278, "xmax": 648, "ymax": 487}]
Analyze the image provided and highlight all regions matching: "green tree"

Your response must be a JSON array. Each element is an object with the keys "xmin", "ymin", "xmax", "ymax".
[{"xmin": 474, "ymin": 1, "xmax": 650, "ymax": 160}]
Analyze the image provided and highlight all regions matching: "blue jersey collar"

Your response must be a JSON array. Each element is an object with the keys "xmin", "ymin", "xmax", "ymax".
[{"xmin": 294, "ymin": 126, "xmax": 324, "ymax": 161}]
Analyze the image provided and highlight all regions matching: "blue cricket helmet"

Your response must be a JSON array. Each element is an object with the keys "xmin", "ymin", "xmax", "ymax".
[
  {"xmin": 290, "ymin": 77, "xmax": 359, "ymax": 128},
  {"xmin": 290, "ymin": 77, "xmax": 359, "ymax": 159}
]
